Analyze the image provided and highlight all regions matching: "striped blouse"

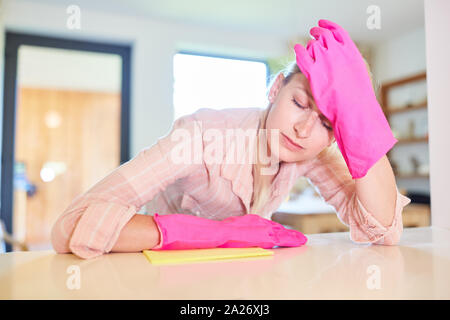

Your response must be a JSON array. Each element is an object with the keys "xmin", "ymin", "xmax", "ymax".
[{"xmin": 50, "ymin": 107, "xmax": 412, "ymax": 259}]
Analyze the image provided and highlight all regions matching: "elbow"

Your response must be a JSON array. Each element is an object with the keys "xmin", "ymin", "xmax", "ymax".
[
  {"xmin": 52, "ymin": 201, "xmax": 136, "ymax": 259},
  {"xmin": 373, "ymin": 202, "xmax": 406, "ymax": 246},
  {"xmin": 50, "ymin": 216, "xmax": 72, "ymax": 254},
  {"xmin": 50, "ymin": 210, "xmax": 103, "ymax": 259},
  {"xmin": 349, "ymin": 217, "xmax": 403, "ymax": 246},
  {"xmin": 68, "ymin": 243, "xmax": 105, "ymax": 259},
  {"xmin": 372, "ymin": 220, "xmax": 403, "ymax": 245}
]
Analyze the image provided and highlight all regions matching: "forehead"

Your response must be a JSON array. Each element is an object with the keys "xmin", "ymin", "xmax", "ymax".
[{"xmin": 287, "ymin": 73, "xmax": 313, "ymax": 98}]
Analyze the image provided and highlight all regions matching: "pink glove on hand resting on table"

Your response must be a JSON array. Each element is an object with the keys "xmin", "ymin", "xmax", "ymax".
[
  {"xmin": 294, "ymin": 19, "xmax": 397, "ymax": 179},
  {"xmin": 151, "ymin": 213, "xmax": 307, "ymax": 250}
]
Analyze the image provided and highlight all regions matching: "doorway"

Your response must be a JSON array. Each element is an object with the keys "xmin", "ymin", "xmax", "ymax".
[{"xmin": 1, "ymin": 33, "xmax": 131, "ymax": 252}]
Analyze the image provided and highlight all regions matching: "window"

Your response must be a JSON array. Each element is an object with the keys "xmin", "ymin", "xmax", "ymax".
[{"xmin": 173, "ymin": 52, "xmax": 268, "ymax": 120}]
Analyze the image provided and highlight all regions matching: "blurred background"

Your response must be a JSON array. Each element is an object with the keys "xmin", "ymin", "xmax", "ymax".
[{"xmin": 0, "ymin": 0, "xmax": 429, "ymax": 252}]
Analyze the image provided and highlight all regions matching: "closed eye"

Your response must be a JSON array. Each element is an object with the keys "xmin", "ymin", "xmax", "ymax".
[
  {"xmin": 292, "ymin": 98, "xmax": 333, "ymax": 131},
  {"xmin": 292, "ymin": 98, "xmax": 306, "ymax": 109}
]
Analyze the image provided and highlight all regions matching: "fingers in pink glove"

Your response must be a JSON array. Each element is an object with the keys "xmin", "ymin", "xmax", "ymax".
[
  {"xmin": 225, "ymin": 214, "xmax": 308, "ymax": 248},
  {"xmin": 306, "ymin": 39, "xmax": 319, "ymax": 62},
  {"xmin": 317, "ymin": 19, "xmax": 348, "ymax": 44},
  {"xmin": 309, "ymin": 27, "xmax": 326, "ymax": 49},
  {"xmin": 270, "ymin": 223, "xmax": 308, "ymax": 247},
  {"xmin": 294, "ymin": 43, "xmax": 314, "ymax": 78},
  {"xmin": 295, "ymin": 19, "xmax": 350, "ymax": 75},
  {"xmin": 295, "ymin": 39, "xmax": 327, "ymax": 77},
  {"xmin": 309, "ymin": 26, "xmax": 334, "ymax": 50},
  {"xmin": 308, "ymin": 40, "xmax": 328, "ymax": 65}
]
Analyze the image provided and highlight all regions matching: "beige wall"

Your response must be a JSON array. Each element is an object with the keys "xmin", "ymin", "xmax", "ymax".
[{"xmin": 424, "ymin": 0, "xmax": 450, "ymax": 229}]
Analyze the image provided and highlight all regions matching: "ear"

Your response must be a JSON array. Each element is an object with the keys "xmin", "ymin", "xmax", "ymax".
[{"xmin": 268, "ymin": 73, "xmax": 285, "ymax": 103}]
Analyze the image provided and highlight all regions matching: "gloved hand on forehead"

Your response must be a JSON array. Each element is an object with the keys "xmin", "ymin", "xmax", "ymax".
[{"xmin": 294, "ymin": 19, "xmax": 397, "ymax": 179}]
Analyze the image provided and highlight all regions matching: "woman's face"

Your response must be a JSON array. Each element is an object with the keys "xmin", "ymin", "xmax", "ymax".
[{"xmin": 265, "ymin": 72, "xmax": 335, "ymax": 163}]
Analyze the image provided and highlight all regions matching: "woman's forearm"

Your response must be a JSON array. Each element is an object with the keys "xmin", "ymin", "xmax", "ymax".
[
  {"xmin": 354, "ymin": 155, "xmax": 397, "ymax": 227},
  {"xmin": 110, "ymin": 213, "xmax": 160, "ymax": 253}
]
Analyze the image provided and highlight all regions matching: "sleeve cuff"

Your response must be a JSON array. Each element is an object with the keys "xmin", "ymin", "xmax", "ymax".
[
  {"xmin": 150, "ymin": 213, "xmax": 164, "ymax": 250},
  {"xmin": 350, "ymin": 187, "xmax": 411, "ymax": 245}
]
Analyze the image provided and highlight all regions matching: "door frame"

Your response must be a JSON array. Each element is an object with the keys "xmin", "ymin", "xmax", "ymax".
[{"xmin": 1, "ymin": 32, "xmax": 132, "ymax": 252}]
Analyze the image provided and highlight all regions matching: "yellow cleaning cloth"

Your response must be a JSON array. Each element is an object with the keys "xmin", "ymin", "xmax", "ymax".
[{"xmin": 143, "ymin": 247, "xmax": 274, "ymax": 265}]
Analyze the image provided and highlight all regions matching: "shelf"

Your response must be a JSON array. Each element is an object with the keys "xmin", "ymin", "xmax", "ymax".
[
  {"xmin": 387, "ymin": 100, "xmax": 427, "ymax": 115},
  {"xmin": 396, "ymin": 173, "xmax": 429, "ymax": 179},
  {"xmin": 382, "ymin": 72, "xmax": 428, "ymax": 184},
  {"xmin": 396, "ymin": 136, "xmax": 428, "ymax": 145}
]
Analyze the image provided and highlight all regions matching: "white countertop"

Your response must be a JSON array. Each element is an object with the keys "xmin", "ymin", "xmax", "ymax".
[{"xmin": 1, "ymin": 226, "xmax": 449, "ymax": 299}]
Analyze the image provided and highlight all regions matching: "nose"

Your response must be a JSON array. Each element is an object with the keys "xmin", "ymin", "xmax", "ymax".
[{"xmin": 294, "ymin": 109, "xmax": 318, "ymax": 138}]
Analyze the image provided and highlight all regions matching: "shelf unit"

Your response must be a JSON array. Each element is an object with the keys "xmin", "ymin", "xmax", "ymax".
[{"xmin": 380, "ymin": 71, "xmax": 428, "ymax": 180}]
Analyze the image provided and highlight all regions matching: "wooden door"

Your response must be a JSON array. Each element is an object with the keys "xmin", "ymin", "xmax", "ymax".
[{"xmin": 14, "ymin": 87, "xmax": 121, "ymax": 249}]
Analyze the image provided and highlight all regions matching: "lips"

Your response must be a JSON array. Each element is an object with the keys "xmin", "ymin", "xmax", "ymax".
[{"xmin": 282, "ymin": 133, "xmax": 304, "ymax": 150}]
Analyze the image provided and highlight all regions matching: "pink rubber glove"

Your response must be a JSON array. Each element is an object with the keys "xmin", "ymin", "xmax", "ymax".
[
  {"xmin": 294, "ymin": 19, "xmax": 397, "ymax": 179},
  {"xmin": 151, "ymin": 213, "xmax": 307, "ymax": 250}
]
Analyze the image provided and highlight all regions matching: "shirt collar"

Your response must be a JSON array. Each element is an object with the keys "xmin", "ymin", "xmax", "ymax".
[{"xmin": 219, "ymin": 109, "xmax": 261, "ymax": 215}]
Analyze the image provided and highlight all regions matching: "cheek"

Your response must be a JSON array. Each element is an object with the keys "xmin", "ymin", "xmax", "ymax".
[
  {"xmin": 265, "ymin": 111, "xmax": 282, "ymax": 137},
  {"xmin": 266, "ymin": 109, "xmax": 279, "ymax": 127},
  {"xmin": 305, "ymin": 131, "xmax": 332, "ymax": 155},
  {"xmin": 315, "ymin": 125, "xmax": 334, "ymax": 143},
  {"xmin": 267, "ymin": 103, "xmax": 292, "ymax": 125}
]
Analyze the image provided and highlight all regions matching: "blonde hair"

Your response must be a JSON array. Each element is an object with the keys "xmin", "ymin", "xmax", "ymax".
[{"xmin": 250, "ymin": 56, "xmax": 375, "ymax": 216}]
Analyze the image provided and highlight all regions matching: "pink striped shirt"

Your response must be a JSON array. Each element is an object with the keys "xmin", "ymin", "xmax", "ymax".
[{"xmin": 50, "ymin": 107, "xmax": 412, "ymax": 259}]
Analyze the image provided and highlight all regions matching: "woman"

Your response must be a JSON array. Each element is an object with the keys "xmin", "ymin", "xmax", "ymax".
[{"xmin": 51, "ymin": 20, "xmax": 411, "ymax": 259}]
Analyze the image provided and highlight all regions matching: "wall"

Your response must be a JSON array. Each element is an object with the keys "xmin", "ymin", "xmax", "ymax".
[
  {"xmin": 424, "ymin": 0, "xmax": 450, "ymax": 229},
  {"xmin": 372, "ymin": 28, "xmax": 426, "ymax": 84}
]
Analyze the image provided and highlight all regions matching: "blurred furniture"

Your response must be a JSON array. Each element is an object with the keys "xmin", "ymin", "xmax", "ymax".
[
  {"xmin": 401, "ymin": 203, "xmax": 430, "ymax": 227},
  {"xmin": 379, "ymin": 71, "xmax": 430, "ymax": 228},
  {"xmin": 0, "ymin": 218, "xmax": 29, "ymax": 252},
  {"xmin": 272, "ymin": 211, "xmax": 349, "ymax": 234},
  {"xmin": 380, "ymin": 71, "xmax": 428, "ymax": 180},
  {"xmin": 13, "ymin": 189, "xmax": 28, "ymax": 251},
  {"xmin": 273, "ymin": 189, "xmax": 430, "ymax": 234},
  {"xmin": 273, "ymin": 191, "xmax": 348, "ymax": 233}
]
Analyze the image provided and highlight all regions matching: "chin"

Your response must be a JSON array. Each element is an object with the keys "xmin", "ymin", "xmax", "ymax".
[{"xmin": 278, "ymin": 148, "xmax": 305, "ymax": 163}]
